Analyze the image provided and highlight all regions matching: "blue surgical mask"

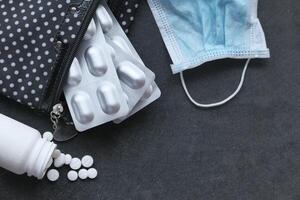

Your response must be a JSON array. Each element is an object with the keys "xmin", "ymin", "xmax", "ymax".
[{"xmin": 148, "ymin": 0, "xmax": 270, "ymax": 107}]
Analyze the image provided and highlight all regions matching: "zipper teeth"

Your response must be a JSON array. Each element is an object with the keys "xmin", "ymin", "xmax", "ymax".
[{"xmin": 48, "ymin": 0, "xmax": 101, "ymax": 112}]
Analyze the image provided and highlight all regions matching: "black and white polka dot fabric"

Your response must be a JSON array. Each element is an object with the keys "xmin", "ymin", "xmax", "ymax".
[
  {"xmin": 0, "ymin": 0, "xmax": 99, "ymax": 111},
  {"xmin": 108, "ymin": 0, "xmax": 141, "ymax": 33}
]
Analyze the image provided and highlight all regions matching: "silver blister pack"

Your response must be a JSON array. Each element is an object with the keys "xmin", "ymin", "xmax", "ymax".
[
  {"xmin": 63, "ymin": 17, "xmax": 129, "ymax": 132},
  {"xmin": 64, "ymin": 0, "xmax": 161, "ymax": 131},
  {"xmin": 98, "ymin": 1, "xmax": 161, "ymax": 123},
  {"xmin": 97, "ymin": 2, "xmax": 156, "ymax": 110}
]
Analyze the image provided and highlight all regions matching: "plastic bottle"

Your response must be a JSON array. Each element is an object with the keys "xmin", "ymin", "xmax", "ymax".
[{"xmin": 0, "ymin": 114, "xmax": 56, "ymax": 179}]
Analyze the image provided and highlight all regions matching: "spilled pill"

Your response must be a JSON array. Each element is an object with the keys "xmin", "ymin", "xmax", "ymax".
[
  {"xmin": 81, "ymin": 155, "xmax": 94, "ymax": 168},
  {"xmin": 54, "ymin": 153, "xmax": 65, "ymax": 168},
  {"xmin": 43, "ymin": 131, "xmax": 53, "ymax": 141},
  {"xmin": 67, "ymin": 170, "xmax": 78, "ymax": 182},
  {"xmin": 70, "ymin": 157, "xmax": 81, "ymax": 170},
  {"xmin": 78, "ymin": 169, "xmax": 88, "ymax": 180},
  {"xmin": 87, "ymin": 168, "xmax": 98, "ymax": 179},
  {"xmin": 47, "ymin": 169, "xmax": 59, "ymax": 182},
  {"xmin": 52, "ymin": 149, "xmax": 61, "ymax": 159},
  {"xmin": 65, "ymin": 154, "xmax": 72, "ymax": 165}
]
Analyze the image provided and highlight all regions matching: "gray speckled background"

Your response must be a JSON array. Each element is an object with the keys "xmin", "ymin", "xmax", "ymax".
[{"xmin": 0, "ymin": 1, "xmax": 299, "ymax": 200}]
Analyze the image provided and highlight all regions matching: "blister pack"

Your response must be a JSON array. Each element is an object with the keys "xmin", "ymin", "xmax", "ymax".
[
  {"xmin": 100, "ymin": 1, "xmax": 161, "ymax": 122},
  {"xmin": 64, "ymin": 0, "xmax": 161, "ymax": 132},
  {"xmin": 99, "ymin": 2, "xmax": 156, "ymax": 111},
  {"xmin": 63, "ymin": 13, "xmax": 129, "ymax": 132}
]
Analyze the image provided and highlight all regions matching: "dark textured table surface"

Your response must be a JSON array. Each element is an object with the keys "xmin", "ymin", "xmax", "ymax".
[{"xmin": 0, "ymin": 1, "xmax": 299, "ymax": 200}]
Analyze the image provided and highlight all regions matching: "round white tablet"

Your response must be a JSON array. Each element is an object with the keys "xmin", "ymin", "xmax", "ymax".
[
  {"xmin": 67, "ymin": 170, "xmax": 78, "ymax": 182},
  {"xmin": 81, "ymin": 155, "xmax": 94, "ymax": 168},
  {"xmin": 43, "ymin": 131, "xmax": 53, "ymax": 141},
  {"xmin": 52, "ymin": 149, "xmax": 61, "ymax": 159},
  {"xmin": 70, "ymin": 157, "xmax": 81, "ymax": 170},
  {"xmin": 78, "ymin": 169, "xmax": 88, "ymax": 180},
  {"xmin": 87, "ymin": 168, "xmax": 97, "ymax": 179},
  {"xmin": 54, "ymin": 153, "xmax": 65, "ymax": 168},
  {"xmin": 65, "ymin": 154, "xmax": 72, "ymax": 165},
  {"xmin": 47, "ymin": 169, "xmax": 59, "ymax": 182}
]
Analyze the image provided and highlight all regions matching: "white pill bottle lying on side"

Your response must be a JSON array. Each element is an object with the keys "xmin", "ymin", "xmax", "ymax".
[{"xmin": 0, "ymin": 114, "xmax": 56, "ymax": 179}]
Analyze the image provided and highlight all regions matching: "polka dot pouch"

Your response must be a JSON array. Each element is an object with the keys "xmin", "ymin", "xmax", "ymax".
[
  {"xmin": 0, "ymin": 0, "xmax": 101, "ymax": 112},
  {"xmin": 107, "ymin": 0, "xmax": 141, "ymax": 34}
]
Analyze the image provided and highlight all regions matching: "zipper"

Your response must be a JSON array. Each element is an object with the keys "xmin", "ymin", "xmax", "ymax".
[
  {"xmin": 46, "ymin": 0, "xmax": 101, "ymax": 112},
  {"xmin": 50, "ymin": 103, "xmax": 64, "ymax": 131},
  {"xmin": 51, "ymin": 102, "xmax": 78, "ymax": 141}
]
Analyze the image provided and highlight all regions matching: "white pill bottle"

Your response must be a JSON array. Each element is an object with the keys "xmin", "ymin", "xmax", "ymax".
[{"xmin": 0, "ymin": 114, "xmax": 56, "ymax": 179}]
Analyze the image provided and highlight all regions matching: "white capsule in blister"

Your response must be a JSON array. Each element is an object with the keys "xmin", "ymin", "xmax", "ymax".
[
  {"xmin": 71, "ymin": 93, "xmax": 95, "ymax": 124},
  {"xmin": 117, "ymin": 61, "xmax": 146, "ymax": 89},
  {"xmin": 97, "ymin": 82, "xmax": 121, "ymax": 115},
  {"xmin": 96, "ymin": 5, "xmax": 113, "ymax": 33},
  {"xmin": 67, "ymin": 58, "xmax": 82, "ymax": 86},
  {"xmin": 111, "ymin": 36, "xmax": 133, "ymax": 56},
  {"xmin": 85, "ymin": 47, "xmax": 108, "ymax": 76},
  {"xmin": 141, "ymin": 84, "xmax": 154, "ymax": 100},
  {"xmin": 84, "ymin": 19, "xmax": 97, "ymax": 40}
]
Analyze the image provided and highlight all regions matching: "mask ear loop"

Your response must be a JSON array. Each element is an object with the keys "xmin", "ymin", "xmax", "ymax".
[{"xmin": 180, "ymin": 59, "xmax": 251, "ymax": 108}]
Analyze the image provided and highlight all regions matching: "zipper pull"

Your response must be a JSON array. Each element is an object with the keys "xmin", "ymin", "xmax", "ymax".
[
  {"xmin": 50, "ymin": 103, "xmax": 78, "ymax": 142},
  {"xmin": 50, "ymin": 103, "xmax": 64, "ymax": 131}
]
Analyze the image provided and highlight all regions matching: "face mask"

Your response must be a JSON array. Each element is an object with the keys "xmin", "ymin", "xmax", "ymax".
[{"xmin": 148, "ymin": 0, "xmax": 270, "ymax": 107}]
